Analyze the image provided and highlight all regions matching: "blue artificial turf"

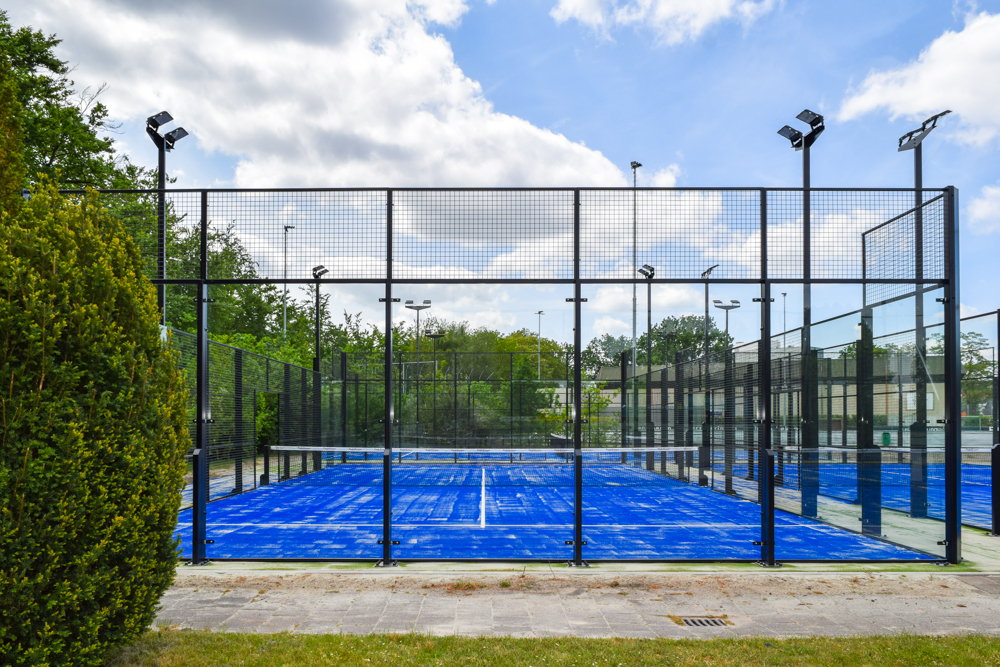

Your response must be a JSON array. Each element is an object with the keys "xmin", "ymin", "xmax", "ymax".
[
  {"xmin": 175, "ymin": 461, "xmax": 937, "ymax": 561},
  {"xmin": 753, "ymin": 461, "xmax": 993, "ymax": 530}
]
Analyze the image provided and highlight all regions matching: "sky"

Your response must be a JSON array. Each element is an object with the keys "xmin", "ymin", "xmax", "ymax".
[{"xmin": 7, "ymin": 0, "xmax": 1000, "ymax": 349}]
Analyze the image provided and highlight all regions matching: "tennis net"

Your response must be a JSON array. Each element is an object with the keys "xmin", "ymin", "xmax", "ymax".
[{"xmin": 266, "ymin": 446, "xmax": 703, "ymax": 487}]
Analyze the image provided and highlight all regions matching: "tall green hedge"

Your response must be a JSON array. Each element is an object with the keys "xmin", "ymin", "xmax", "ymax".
[{"xmin": 0, "ymin": 183, "xmax": 190, "ymax": 666}]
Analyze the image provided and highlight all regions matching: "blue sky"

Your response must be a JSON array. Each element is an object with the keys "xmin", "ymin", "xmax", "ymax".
[{"xmin": 8, "ymin": 0, "xmax": 1000, "ymax": 347}]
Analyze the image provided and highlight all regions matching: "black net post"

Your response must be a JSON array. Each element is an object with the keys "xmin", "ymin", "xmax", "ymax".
[{"xmin": 191, "ymin": 190, "xmax": 210, "ymax": 564}]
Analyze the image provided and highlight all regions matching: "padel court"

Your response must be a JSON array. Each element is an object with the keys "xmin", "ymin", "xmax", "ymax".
[{"xmin": 176, "ymin": 448, "xmax": 935, "ymax": 561}]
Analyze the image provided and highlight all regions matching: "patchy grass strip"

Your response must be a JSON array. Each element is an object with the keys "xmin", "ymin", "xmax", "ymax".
[{"xmin": 106, "ymin": 630, "xmax": 1000, "ymax": 666}]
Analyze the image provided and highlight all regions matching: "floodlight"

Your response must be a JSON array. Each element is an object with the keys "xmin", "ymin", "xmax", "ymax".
[
  {"xmin": 637, "ymin": 265, "xmax": 654, "ymax": 279},
  {"xmin": 164, "ymin": 127, "xmax": 188, "ymax": 150},
  {"xmin": 778, "ymin": 125, "xmax": 803, "ymax": 148},
  {"xmin": 898, "ymin": 110, "xmax": 952, "ymax": 152},
  {"xmin": 701, "ymin": 264, "xmax": 719, "ymax": 280},
  {"xmin": 713, "ymin": 299, "xmax": 723, "ymax": 305},
  {"xmin": 405, "ymin": 299, "xmax": 431, "ymax": 311},
  {"xmin": 796, "ymin": 109, "xmax": 824, "ymax": 128},
  {"xmin": 147, "ymin": 111, "xmax": 173, "ymax": 130},
  {"xmin": 630, "ymin": 161, "xmax": 642, "ymax": 170},
  {"xmin": 312, "ymin": 265, "xmax": 328, "ymax": 279}
]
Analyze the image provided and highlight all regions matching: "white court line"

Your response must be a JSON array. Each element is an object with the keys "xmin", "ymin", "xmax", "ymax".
[{"xmin": 480, "ymin": 467, "xmax": 486, "ymax": 528}]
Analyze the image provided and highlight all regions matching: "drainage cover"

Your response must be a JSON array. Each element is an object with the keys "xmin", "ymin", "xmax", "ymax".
[{"xmin": 681, "ymin": 617, "xmax": 728, "ymax": 627}]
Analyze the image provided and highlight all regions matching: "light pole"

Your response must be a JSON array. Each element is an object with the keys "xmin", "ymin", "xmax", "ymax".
[
  {"xmin": 146, "ymin": 111, "xmax": 187, "ymax": 325},
  {"xmin": 631, "ymin": 161, "xmax": 642, "ymax": 378},
  {"xmin": 701, "ymin": 265, "xmax": 718, "ymax": 359},
  {"xmin": 405, "ymin": 299, "xmax": 431, "ymax": 425},
  {"xmin": 781, "ymin": 292, "xmax": 787, "ymax": 349},
  {"xmin": 898, "ymin": 109, "xmax": 949, "ymax": 520},
  {"xmin": 425, "ymin": 329, "xmax": 445, "ymax": 443},
  {"xmin": 777, "ymin": 109, "xmax": 824, "ymax": 351},
  {"xmin": 282, "ymin": 225, "xmax": 295, "ymax": 337},
  {"xmin": 312, "ymin": 266, "xmax": 328, "ymax": 369},
  {"xmin": 312, "ymin": 265, "xmax": 328, "ymax": 459},
  {"xmin": 712, "ymin": 300, "xmax": 741, "ymax": 341},
  {"xmin": 778, "ymin": 109, "xmax": 825, "ymax": 521},
  {"xmin": 700, "ymin": 265, "xmax": 717, "ymax": 487},
  {"xmin": 638, "ymin": 264, "xmax": 655, "ymax": 452},
  {"xmin": 534, "ymin": 310, "xmax": 545, "ymax": 381}
]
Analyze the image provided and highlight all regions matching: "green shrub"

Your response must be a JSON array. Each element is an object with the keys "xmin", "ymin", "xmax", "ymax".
[{"xmin": 0, "ymin": 183, "xmax": 190, "ymax": 666}]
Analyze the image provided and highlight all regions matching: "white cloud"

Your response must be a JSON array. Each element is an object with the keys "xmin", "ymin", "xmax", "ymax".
[
  {"xmin": 13, "ymin": 0, "xmax": 625, "ymax": 188},
  {"xmin": 550, "ymin": 0, "xmax": 777, "ymax": 45},
  {"xmin": 968, "ymin": 183, "xmax": 1000, "ymax": 234},
  {"xmin": 645, "ymin": 164, "xmax": 681, "ymax": 187},
  {"xmin": 839, "ymin": 11, "xmax": 1000, "ymax": 145},
  {"xmin": 592, "ymin": 315, "xmax": 630, "ymax": 336}
]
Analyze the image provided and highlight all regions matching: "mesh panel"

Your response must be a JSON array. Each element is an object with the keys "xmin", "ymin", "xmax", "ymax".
[
  {"xmin": 579, "ymin": 189, "xmax": 762, "ymax": 280},
  {"xmin": 393, "ymin": 190, "xmax": 575, "ymax": 280},
  {"xmin": 863, "ymin": 194, "xmax": 947, "ymax": 304}
]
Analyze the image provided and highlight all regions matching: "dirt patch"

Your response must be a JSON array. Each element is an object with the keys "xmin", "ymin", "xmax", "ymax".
[{"xmin": 169, "ymin": 571, "xmax": 986, "ymax": 600}]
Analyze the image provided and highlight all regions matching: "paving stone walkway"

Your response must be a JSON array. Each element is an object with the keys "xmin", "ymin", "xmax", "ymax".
[{"xmin": 156, "ymin": 570, "xmax": 1000, "ymax": 638}]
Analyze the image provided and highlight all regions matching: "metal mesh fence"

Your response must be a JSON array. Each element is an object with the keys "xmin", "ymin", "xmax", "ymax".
[{"xmin": 84, "ymin": 186, "xmax": 973, "ymax": 562}]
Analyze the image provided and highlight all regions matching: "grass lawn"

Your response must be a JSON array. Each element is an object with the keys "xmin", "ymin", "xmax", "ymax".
[{"xmin": 106, "ymin": 630, "xmax": 1000, "ymax": 666}]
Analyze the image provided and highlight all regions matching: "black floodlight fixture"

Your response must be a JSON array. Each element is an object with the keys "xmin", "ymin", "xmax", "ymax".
[
  {"xmin": 424, "ymin": 329, "xmax": 445, "ymax": 339},
  {"xmin": 778, "ymin": 109, "xmax": 824, "ymax": 151},
  {"xmin": 312, "ymin": 265, "xmax": 328, "ymax": 279},
  {"xmin": 898, "ymin": 110, "xmax": 952, "ymax": 152},
  {"xmin": 630, "ymin": 161, "xmax": 642, "ymax": 170},
  {"xmin": 777, "ymin": 125, "xmax": 803, "ymax": 149},
  {"xmin": 164, "ymin": 127, "xmax": 188, "ymax": 151},
  {"xmin": 146, "ymin": 111, "xmax": 173, "ymax": 130},
  {"xmin": 405, "ymin": 299, "xmax": 431, "ymax": 310},
  {"xmin": 638, "ymin": 264, "xmax": 655, "ymax": 279},
  {"xmin": 796, "ymin": 109, "xmax": 824, "ymax": 129},
  {"xmin": 701, "ymin": 264, "xmax": 719, "ymax": 280},
  {"xmin": 713, "ymin": 299, "xmax": 740, "ymax": 311}
]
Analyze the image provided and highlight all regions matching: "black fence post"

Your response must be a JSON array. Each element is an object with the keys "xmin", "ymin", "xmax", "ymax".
[
  {"xmin": 675, "ymin": 354, "xmax": 687, "ymax": 481},
  {"xmin": 993, "ymin": 310, "xmax": 999, "ymax": 536},
  {"xmin": 758, "ymin": 286, "xmax": 775, "ymax": 566},
  {"xmin": 620, "ymin": 351, "xmax": 628, "ymax": 463},
  {"xmin": 192, "ymin": 190, "xmax": 210, "ymax": 565},
  {"xmin": 943, "ymin": 186, "xmax": 962, "ymax": 563},
  {"xmin": 758, "ymin": 189, "xmax": 776, "ymax": 566},
  {"xmin": 234, "ymin": 348, "xmax": 244, "ymax": 494},
  {"xmin": 571, "ymin": 188, "xmax": 585, "ymax": 567},
  {"xmin": 380, "ymin": 189, "xmax": 397, "ymax": 567},
  {"xmin": 744, "ymin": 363, "xmax": 755, "ymax": 482},
  {"xmin": 858, "ymin": 306, "xmax": 882, "ymax": 537},
  {"xmin": 282, "ymin": 363, "xmax": 291, "ymax": 479},
  {"xmin": 660, "ymin": 368, "xmax": 669, "ymax": 474},
  {"xmin": 341, "ymin": 351, "xmax": 349, "ymax": 460},
  {"xmin": 724, "ymin": 346, "xmax": 735, "ymax": 494}
]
